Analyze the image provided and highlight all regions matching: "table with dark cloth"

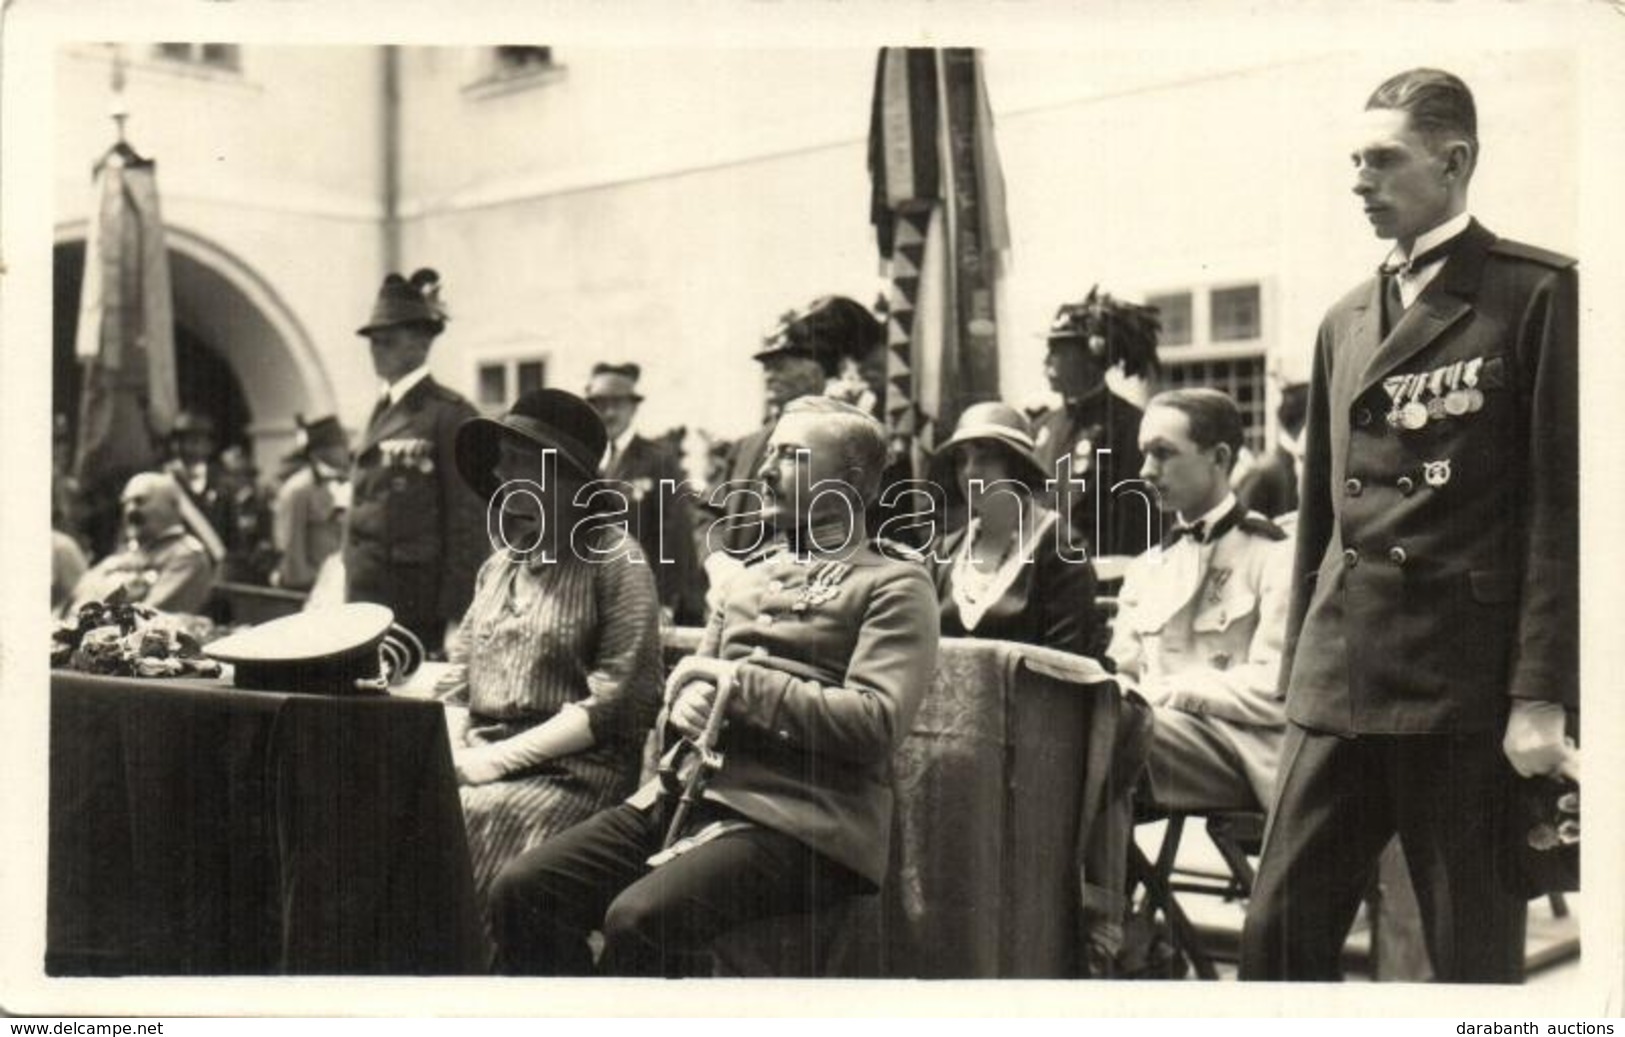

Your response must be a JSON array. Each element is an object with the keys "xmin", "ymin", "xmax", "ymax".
[{"xmin": 47, "ymin": 671, "xmax": 484, "ymax": 976}]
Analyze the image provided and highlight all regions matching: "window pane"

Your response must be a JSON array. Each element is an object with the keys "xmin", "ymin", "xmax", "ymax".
[
  {"xmin": 477, "ymin": 364, "xmax": 508, "ymax": 407},
  {"xmin": 199, "ymin": 44, "xmax": 240, "ymax": 70},
  {"xmin": 517, "ymin": 360, "xmax": 545, "ymax": 396},
  {"xmin": 494, "ymin": 46, "xmax": 554, "ymax": 73},
  {"xmin": 1211, "ymin": 285, "xmax": 1261, "ymax": 342},
  {"xmin": 1158, "ymin": 355, "xmax": 1268, "ymax": 455},
  {"xmin": 1145, "ymin": 292, "xmax": 1192, "ymax": 346}
]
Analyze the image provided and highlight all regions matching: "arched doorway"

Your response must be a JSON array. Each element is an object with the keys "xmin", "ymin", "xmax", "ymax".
[
  {"xmin": 55, "ymin": 224, "xmax": 335, "ymax": 555},
  {"xmin": 54, "ymin": 241, "xmax": 255, "ymax": 462},
  {"xmin": 54, "ymin": 225, "xmax": 335, "ymax": 472}
]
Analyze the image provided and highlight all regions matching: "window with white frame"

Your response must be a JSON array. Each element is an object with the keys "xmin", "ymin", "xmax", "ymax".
[
  {"xmin": 466, "ymin": 46, "xmax": 565, "ymax": 97},
  {"xmin": 153, "ymin": 43, "xmax": 241, "ymax": 72},
  {"xmin": 475, "ymin": 356, "xmax": 548, "ymax": 412},
  {"xmin": 1147, "ymin": 281, "xmax": 1270, "ymax": 454}
]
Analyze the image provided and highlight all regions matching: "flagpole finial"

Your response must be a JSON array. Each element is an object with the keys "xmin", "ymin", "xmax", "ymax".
[{"xmin": 108, "ymin": 44, "xmax": 129, "ymax": 142}]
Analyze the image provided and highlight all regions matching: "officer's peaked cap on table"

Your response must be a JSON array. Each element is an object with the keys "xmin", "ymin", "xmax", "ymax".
[
  {"xmin": 455, "ymin": 388, "xmax": 607, "ymax": 498},
  {"xmin": 752, "ymin": 295, "xmax": 882, "ymax": 374},
  {"xmin": 204, "ymin": 603, "xmax": 410, "ymax": 693},
  {"xmin": 357, "ymin": 268, "xmax": 449, "ymax": 336}
]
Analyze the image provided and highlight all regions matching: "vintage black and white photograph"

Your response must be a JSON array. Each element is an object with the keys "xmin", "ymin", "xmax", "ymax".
[{"xmin": 3, "ymin": 0, "xmax": 1622, "ymax": 1020}]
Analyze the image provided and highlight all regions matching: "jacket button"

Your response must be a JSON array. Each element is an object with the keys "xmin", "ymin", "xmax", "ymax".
[
  {"xmin": 1388, "ymin": 546, "xmax": 1408, "ymax": 565},
  {"xmin": 1397, "ymin": 476, "xmax": 1415, "ymax": 495},
  {"xmin": 1355, "ymin": 408, "xmax": 1373, "ymax": 427},
  {"xmin": 1343, "ymin": 548, "xmax": 1359, "ymax": 568},
  {"xmin": 1344, "ymin": 478, "xmax": 1363, "ymax": 496}
]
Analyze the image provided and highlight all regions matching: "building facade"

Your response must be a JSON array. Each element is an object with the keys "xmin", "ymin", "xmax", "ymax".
[{"xmin": 53, "ymin": 43, "xmax": 1578, "ymax": 470}]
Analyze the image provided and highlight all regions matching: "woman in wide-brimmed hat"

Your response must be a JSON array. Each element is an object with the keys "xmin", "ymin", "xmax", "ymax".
[
  {"xmin": 932, "ymin": 401, "xmax": 1103, "ymax": 658},
  {"xmin": 435, "ymin": 388, "xmax": 663, "ymax": 939}
]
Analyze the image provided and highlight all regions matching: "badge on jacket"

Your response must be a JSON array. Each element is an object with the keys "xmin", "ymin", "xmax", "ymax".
[
  {"xmin": 380, "ymin": 437, "xmax": 435, "ymax": 473},
  {"xmin": 1382, "ymin": 357, "xmax": 1488, "ymax": 431},
  {"xmin": 790, "ymin": 561, "xmax": 852, "ymax": 613}
]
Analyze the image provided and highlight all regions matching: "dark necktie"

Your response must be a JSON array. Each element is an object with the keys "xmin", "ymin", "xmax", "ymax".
[
  {"xmin": 367, "ymin": 393, "xmax": 391, "ymax": 432},
  {"xmin": 1380, "ymin": 270, "xmax": 1404, "ymax": 337},
  {"xmin": 1377, "ymin": 231, "xmax": 1466, "ymax": 334}
]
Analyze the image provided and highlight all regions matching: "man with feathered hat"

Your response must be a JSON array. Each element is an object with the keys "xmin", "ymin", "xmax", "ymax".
[
  {"xmin": 1033, "ymin": 287, "xmax": 1162, "ymax": 559},
  {"xmin": 344, "ymin": 269, "xmax": 489, "ymax": 654}
]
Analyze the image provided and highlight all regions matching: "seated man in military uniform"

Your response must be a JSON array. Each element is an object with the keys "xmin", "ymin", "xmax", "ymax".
[
  {"xmin": 68, "ymin": 472, "xmax": 216, "ymax": 617},
  {"xmin": 1107, "ymin": 388, "xmax": 1293, "ymax": 814},
  {"xmin": 488, "ymin": 395, "xmax": 939, "ymax": 977}
]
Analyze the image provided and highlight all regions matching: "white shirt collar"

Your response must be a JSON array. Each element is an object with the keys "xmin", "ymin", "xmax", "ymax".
[
  {"xmin": 1385, "ymin": 211, "xmax": 1472, "ymax": 271},
  {"xmin": 383, "ymin": 364, "xmax": 432, "ymax": 407},
  {"xmin": 612, "ymin": 424, "xmax": 637, "ymax": 457},
  {"xmin": 1178, "ymin": 491, "xmax": 1237, "ymax": 535},
  {"xmin": 602, "ymin": 424, "xmax": 637, "ymax": 468}
]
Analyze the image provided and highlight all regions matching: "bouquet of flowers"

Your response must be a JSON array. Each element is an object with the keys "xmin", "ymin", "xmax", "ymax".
[{"xmin": 52, "ymin": 598, "xmax": 222, "ymax": 678}]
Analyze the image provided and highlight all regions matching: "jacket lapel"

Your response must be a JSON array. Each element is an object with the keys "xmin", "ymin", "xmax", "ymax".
[
  {"xmin": 607, "ymin": 435, "xmax": 642, "ymax": 481},
  {"xmin": 1354, "ymin": 220, "xmax": 1493, "ymax": 400},
  {"xmin": 359, "ymin": 376, "xmax": 434, "ymax": 456}
]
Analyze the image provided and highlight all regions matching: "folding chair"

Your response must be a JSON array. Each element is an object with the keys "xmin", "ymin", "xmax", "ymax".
[{"xmin": 1126, "ymin": 809, "xmax": 1266, "ymax": 980}]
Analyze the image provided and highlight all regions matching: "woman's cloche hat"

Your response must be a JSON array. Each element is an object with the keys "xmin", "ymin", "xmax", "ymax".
[
  {"xmin": 455, "ymin": 388, "xmax": 608, "ymax": 498},
  {"xmin": 935, "ymin": 400, "xmax": 1050, "ymax": 488}
]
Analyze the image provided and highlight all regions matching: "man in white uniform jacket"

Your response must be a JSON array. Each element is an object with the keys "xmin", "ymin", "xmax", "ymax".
[{"xmin": 1108, "ymin": 388, "xmax": 1294, "ymax": 812}]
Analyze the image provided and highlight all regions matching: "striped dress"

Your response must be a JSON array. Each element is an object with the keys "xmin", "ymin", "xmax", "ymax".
[{"xmin": 436, "ymin": 524, "xmax": 662, "ymax": 915}]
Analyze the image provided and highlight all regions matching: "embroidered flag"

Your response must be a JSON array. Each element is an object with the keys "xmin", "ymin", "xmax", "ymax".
[{"xmin": 868, "ymin": 48, "xmax": 1010, "ymax": 474}]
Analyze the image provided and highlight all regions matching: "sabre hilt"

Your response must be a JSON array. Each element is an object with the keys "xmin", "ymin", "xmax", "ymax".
[{"xmin": 660, "ymin": 668, "xmax": 737, "ymax": 852}]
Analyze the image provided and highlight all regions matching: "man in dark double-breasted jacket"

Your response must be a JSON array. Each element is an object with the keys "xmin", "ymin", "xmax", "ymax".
[
  {"xmin": 344, "ymin": 269, "xmax": 489, "ymax": 655},
  {"xmin": 1240, "ymin": 69, "xmax": 1578, "ymax": 983}
]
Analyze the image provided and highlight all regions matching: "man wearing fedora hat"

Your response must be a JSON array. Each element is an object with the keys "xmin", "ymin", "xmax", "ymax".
[
  {"xmin": 586, "ymin": 362, "xmax": 705, "ymax": 626},
  {"xmin": 344, "ymin": 269, "xmax": 488, "ymax": 654},
  {"xmin": 271, "ymin": 415, "xmax": 352, "ymax": 592},
  {"xmin": 702, "ymin": 297, "xmax": 884, "ymax": 574}
]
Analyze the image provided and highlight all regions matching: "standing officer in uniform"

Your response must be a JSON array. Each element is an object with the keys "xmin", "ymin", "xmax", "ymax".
[
  {"xmin": 345, "ymin": 269, "xmax": 488, "ymax": 655},
  {"xmin": 1110, "ymin": 389, "xmax": 1293, "ymax": 815},
  {"xmin": 488, "ymin": 395, "xmax": 938, "ymax": 977},
  {"xmin": 1032, "ymin": 288, "xmax": 1161, "ymax": 560},
  {"xmin": 586, "ymin": 362, "xmax": 706, "ymax": 626},
  {"xmin": 1240, "ymin": 69, "xmax": 1578, "ymax": 982}
]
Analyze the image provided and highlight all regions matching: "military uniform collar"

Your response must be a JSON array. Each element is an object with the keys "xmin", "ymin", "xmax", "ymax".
[
  {"xmin": 383, "ymin": 365, "xmax": 432, "ymax": 407},
  {"xmin": 1384, "ymin": 211, "xmax": 1473, "ymax": 273},
  {"xmin": 1179, "ymin": 493, "xmax": 1238, "ymax": 537},
  {"xmin": 134, "ymin": 524, "xmax": 191, "ymax": 553},
  {"xmin": 757, "ymin": 516, "xmax": 868, "ymax": 565},
  {"xmin": 1063, "ymin": 385, "xmax": 1111, "ymax": 416}
]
